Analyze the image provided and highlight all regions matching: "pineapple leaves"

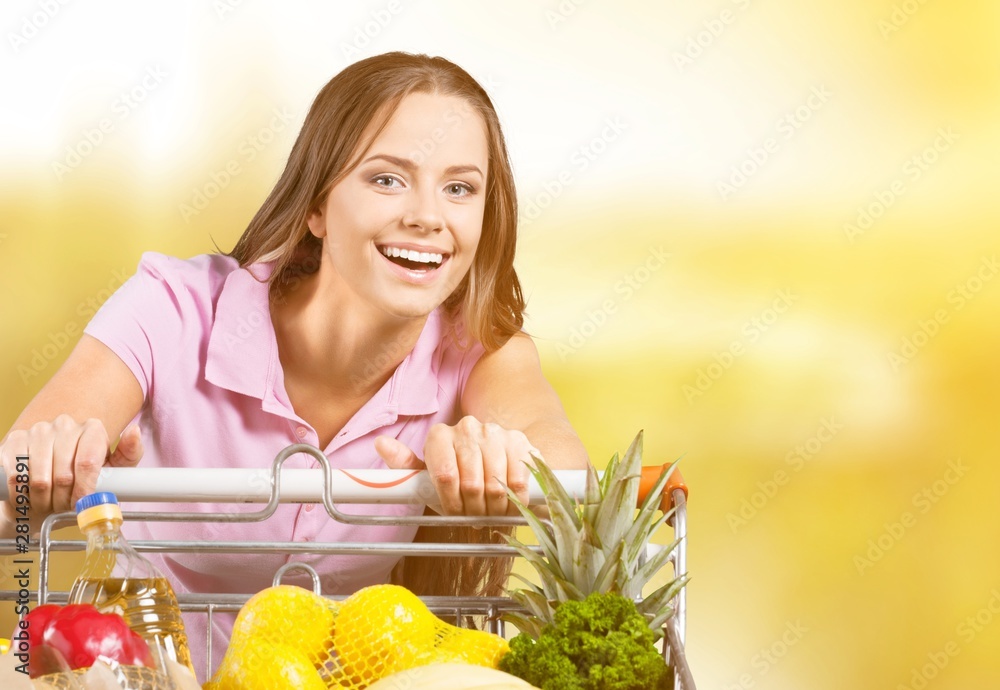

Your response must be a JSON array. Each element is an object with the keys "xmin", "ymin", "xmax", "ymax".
[
  {"xmin": 591, "ymin": 539, "xmax": 626, "ymax": 594},
  {"xmin": 529, "ymin": 458, "xmax": 581, "ymax": 531},
  {"xmin": 509, "ymin": 584, "xmax": 556, "ymax": 623},
  {"xmin": 503, "ymin": 430, "xmax": 690, "ymax": 642},
  {"xmin": 504, "ymin": 484, "xmax": 559, "ymax": 565},
  {"xmin": 502, "ymin": 611, "xmax": 544, "ymax": 640},
  {"xmin": 624, "ymin": 503, "xmax": 678, "ymax": 569},
  {"xmin": 599, "ymin": 451, "xmax": 620, "ymax": 496},
  {"xmin": 572, "ymin": 519, "xmax": 604, "ymax": 596},
  {"xmin": 634, "ymin": 537, "xmax": 683, "ymax": 592},
  {"xmin": 547, "ymin": 498, "xmax": 581, "ymax": 580},
  {"xmin": 638, "ymin": 573, "xmax": 690, "ymax": 623},
  {"xmin": 583, "ymin": 461, "xmax": 602, "ymax": 527},
  {"xmin": 503, "ymin": 535, "xmax": 565, "ymax": 600}
]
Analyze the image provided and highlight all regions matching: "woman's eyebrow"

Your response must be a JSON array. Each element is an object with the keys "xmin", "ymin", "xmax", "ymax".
[{"xmin": 361, "ymin": 153, "xmax": 483, "ymax": 178}]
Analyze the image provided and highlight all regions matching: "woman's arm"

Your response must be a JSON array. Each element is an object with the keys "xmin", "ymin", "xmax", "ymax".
[
  {"xmin": 461, "ymin": 332, "xmax": 589, "ymax": 471},
  {"xmin": 377, "ymin": 332, "xmax": 589, "ymax": 516},
  {"xmin": 0, "ymin": 334, "xmax": 145, "ymax": 537}
]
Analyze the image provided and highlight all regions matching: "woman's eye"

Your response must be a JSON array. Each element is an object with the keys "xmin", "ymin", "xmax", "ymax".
[
  {"xmin": 372, "ymin": 175, "xmax": 402, "ymax": 188},
  {"xmin": 446, "ymin": 183, "xmax": 474, "ymax": 197}
]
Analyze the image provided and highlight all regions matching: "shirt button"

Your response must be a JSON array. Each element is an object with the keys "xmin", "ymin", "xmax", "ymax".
[
  {"xmin": 295, "ymin": 426, "xmax": 308, "ymax": 439},
  {"xmin": 304, "ymin": 504, "xmax": 315, "ymax": 513}
]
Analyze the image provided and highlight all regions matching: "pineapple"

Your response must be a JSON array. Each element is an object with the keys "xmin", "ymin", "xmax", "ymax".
[{"xmin": 503, "ymin": 430, "xmax": 689, "ymax": 639}]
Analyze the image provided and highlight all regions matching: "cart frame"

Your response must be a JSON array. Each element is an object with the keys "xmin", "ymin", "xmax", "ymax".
[{"xmin": 1, "ymin": 443, "xmax": 694, "ymax": 688}]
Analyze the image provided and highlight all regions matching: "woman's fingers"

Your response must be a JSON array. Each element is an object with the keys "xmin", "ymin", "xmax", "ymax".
[
  {"xmin": 107, "ymin": 423, "xmax": 144, "ymax": 468},
  {"xmin": 49, "ymin": 415, "xmax": 81, "ymax": 513},
  {"xmin": 424, "ymin": 424, "xmax": 464, "ymax": 515},
  {"xmin": 72, "ymin": 420, "xmax": 113, "ymax": 508},
  {"xmin": 1, "ymin": 417, "xmax": 119, "ymax": 529},
  {"xmin": 455, "ymin": 432, "xmax": 486, "ymax": 516},
  {"xmin": 1, "ymin": 430, "xmax": 30, "ymax": 524},
  {"xmin": 506, "ymin": 444, "xmax": 534, "ymax": 515},
  {"xmin": 421, "ymin": 418, "xmax": 539, "ymax": 517},
  {"xmin": 27, "ymin": 422, "xmax": 57, "ymax": 516},
  {"xmin": 481, "ymin": 423, "xmax": 512, "ymax": 517}
]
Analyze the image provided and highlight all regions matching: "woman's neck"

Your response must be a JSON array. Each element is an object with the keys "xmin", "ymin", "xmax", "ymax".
[{"xmin": 270, "ymin": 265, "xmax": 427, "ymax": 401}]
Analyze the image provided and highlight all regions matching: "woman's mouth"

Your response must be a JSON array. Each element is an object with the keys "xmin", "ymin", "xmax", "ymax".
[
  {"xmin": 376, "ymin": 244, "xmax": 452, "ymax": 286},
  {"xmin": 378, "ymin": 246, "xmax": 446, "ymax": 272}
]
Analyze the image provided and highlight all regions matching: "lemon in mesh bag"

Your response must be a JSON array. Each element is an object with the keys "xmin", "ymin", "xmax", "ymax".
[
  {"xmin": 330, "ymin": 584, "xmax": 509, "ymax": 688},
  {"xmin": 207, "ymin": 584, "xmax": 338, "ymax": 690}
]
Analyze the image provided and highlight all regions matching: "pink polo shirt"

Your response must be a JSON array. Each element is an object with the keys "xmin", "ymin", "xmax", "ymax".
[{"xmin": 83, "ymin": 251, "xmax": 484, "ymax": 679}]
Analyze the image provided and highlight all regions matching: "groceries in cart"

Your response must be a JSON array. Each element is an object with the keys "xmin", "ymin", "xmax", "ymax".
[
  {"xmin": 2, "ymin": 431, "xmax": 693, "ymax": 689},
  {"xmin": 6, "ymin": 492, "xmax": 200, "ymax": 690}
]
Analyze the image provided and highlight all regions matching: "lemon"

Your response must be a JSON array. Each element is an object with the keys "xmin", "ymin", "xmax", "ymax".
[
  {"xmin": 214, "ymin": 641, "xmax": 326, "ymax": 690},
  {"xmin": 230, "ymin": 585, "xmax": 338, "ymax": 667},
  {"xmin": 333, "ymin": 584, "xmax": 439, "ymax": 683},
  {"xmin": 434, "ymin": 628, "xmax": 510, "ymax": 667},
  {"xmin": 0, "ymin": 638, "xmax": 9, "ymax": 655}
]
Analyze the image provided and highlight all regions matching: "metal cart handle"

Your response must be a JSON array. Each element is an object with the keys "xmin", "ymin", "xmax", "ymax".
[{"xmin": 0, "ymin": 458, "xmax": 686, "ymax": 510}]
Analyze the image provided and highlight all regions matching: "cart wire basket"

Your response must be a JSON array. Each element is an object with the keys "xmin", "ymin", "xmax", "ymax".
[{"xmin": 1, "ymin": 443, "xmax": 695, "ymax": 689}]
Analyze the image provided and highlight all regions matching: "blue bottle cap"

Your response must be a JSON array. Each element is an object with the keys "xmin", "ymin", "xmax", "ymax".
[{"xmin": 75, "ymin": 492, "xmax": 119, "ymax": 514}]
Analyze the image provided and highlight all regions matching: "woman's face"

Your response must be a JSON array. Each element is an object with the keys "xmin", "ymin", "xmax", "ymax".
[{"xmin": 306, "ymin": 91, "xmax": 488, "ymax": 321}]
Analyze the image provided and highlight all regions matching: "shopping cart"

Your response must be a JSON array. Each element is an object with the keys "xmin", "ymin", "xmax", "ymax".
[{"xmin": 0, "ymin": 443, "xmax": 695, "ymax": 689}]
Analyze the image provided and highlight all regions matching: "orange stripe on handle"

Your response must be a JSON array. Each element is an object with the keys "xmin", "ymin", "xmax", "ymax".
[
  {"xmin": 340, "ymin": 468, "xmax": 424, "ymax": 489},
  {"xmin": 638, "ymin": 464, "xmax": 689, "ymax": 513}
]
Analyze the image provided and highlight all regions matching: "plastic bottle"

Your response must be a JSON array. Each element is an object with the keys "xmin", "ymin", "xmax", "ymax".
[{"xmin": 67, "ymin": 492, "xmax": 195, "ymax": 674}]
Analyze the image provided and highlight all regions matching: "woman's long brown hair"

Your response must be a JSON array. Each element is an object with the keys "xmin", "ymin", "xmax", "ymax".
[
  {"xmin": 228, "ymin": 52, "xmax": 524, "ymax": 597},
  {"xmin": 228, "ymin": 51, "xmax": 524, "ymax": 351}
]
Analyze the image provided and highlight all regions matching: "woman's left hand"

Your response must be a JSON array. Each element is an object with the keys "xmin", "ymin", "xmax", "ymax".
[{"xmin": 375, "ymin": 416, "xmax": 539, "ymax": 516}]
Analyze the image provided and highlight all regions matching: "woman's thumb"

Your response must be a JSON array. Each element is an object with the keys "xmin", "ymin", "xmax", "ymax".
[
  {"xmin": 374, "ymin": 435, "xmax": 424, "ymax": 470},
  {"xmin": 108, "ymin": 424, "xmax": 144, "ymax": 467}
]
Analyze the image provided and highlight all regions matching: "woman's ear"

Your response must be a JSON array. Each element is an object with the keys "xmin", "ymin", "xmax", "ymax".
[{"xmin": 305, "ymin": 206, "xmax": 326, "ymax": 238}]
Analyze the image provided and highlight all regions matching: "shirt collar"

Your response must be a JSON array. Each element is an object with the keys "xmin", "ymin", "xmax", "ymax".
[{"xmin": 205, "ymin": 262, "xmax": 442, "ymax": 418}]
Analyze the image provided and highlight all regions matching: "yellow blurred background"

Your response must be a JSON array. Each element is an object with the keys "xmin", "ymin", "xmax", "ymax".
[{"xmin": 2, "ymin": 0, "xmax": 999, "ymax": 687}]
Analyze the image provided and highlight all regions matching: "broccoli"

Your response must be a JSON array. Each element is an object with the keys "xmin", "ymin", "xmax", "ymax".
[{"xmin": 499, "ymin": 591, "xmax": 672, "ymax": 690}]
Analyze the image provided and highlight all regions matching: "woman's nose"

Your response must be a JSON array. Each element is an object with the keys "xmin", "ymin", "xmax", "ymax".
[{"xmin": 402, "ymin": 186, "xmax": 443, "ymax": 233}]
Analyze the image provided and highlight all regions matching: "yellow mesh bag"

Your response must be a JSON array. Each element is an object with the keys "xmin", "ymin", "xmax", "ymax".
[
  {"xmin": 207, "ymin": 585, "xmax": 339, "ymax": 690},
  {"xmin": 208, "ymin": 584, "xmax": 509, "ymax": 690}
]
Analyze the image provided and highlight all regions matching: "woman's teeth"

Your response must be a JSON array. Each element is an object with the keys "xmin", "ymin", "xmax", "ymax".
[{"xmin": 380, "ymin": 246, "xmax": 443, "ymax": 266}]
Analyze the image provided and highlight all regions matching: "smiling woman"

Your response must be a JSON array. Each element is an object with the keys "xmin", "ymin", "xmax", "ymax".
[{"xmin": 0, "ymin": 51, "xmax": 589, "ymax": 681}]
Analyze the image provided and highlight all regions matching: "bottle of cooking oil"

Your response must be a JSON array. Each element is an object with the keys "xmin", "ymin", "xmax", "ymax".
[{"xmin": 68, "ymin": 492, "xmax": 195, "ymax": 674}]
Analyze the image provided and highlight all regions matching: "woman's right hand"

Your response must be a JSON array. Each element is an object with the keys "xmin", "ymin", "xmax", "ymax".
[{"xmin": 1, "ymin": 416, "xmax": 144, "ymax": 532}]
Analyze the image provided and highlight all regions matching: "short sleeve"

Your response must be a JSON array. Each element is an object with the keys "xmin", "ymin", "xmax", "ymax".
[{"xmin": 82, "ymin": 252, "xmax": 225, "ymax": 399}]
